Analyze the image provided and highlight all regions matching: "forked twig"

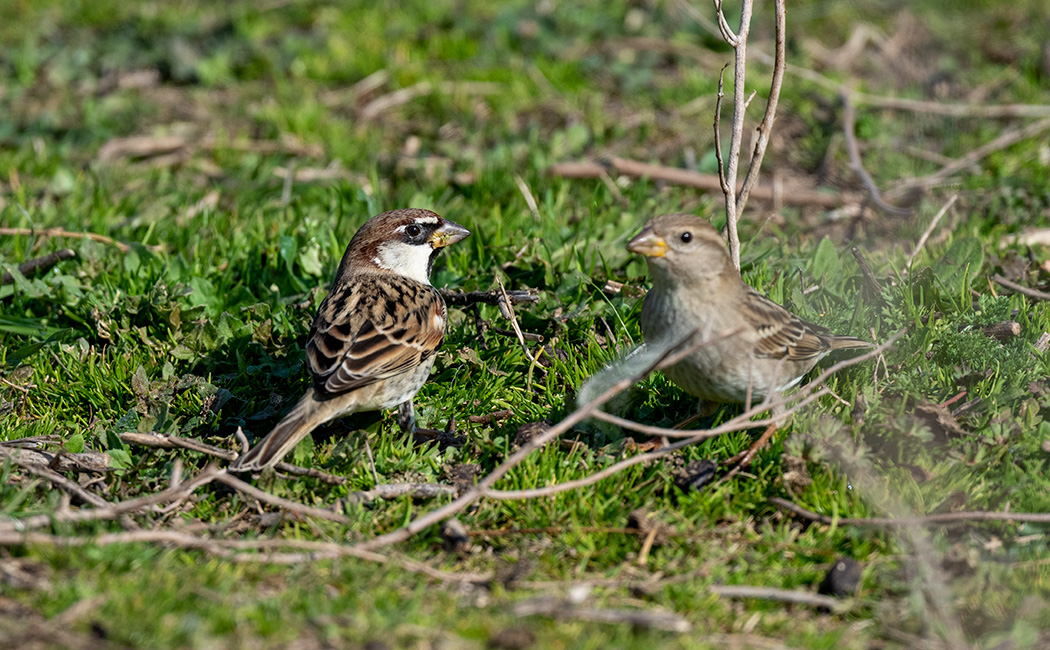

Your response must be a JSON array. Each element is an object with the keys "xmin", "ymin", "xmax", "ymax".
[
  {"xmin": 840, "ymin": 90, "xmax": 911, "ymax": 216},
  {"xmin": 735, "ymin": 0, "xmax": 786, "ymax": 221},
  {"xmin": 711, "ymin": 0, "xmax": 786, "ymax": 269}
]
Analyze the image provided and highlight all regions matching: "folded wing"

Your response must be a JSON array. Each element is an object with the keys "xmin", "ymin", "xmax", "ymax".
[{"xmin": 305, "ymin": 275, "xmax": 446, "ymax": 397}]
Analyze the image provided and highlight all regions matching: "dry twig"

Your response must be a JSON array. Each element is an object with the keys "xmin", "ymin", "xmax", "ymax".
[
  {"xmin": 0, "ymin": 227, "xmax": 137, "ymax": 253},
  {"xmin": 120, "ymin": 431, "xmax": 347, "ymax": 485},
  {"xmin": 709, "ymin": 584, "xmax": 847, "ymax": 611},
  {"xmin": 907, "ymin": 194, "xmax": 958, "ymax": 269},
  {"xmin": 896, "ymin": 116, "xmax": 1050, "ymax": 192},
  {"xmin": 354, "ymin": 328, "xmax": 712, "ymax": 551},
  {"xmin": 550, "ymin": 158, "xmax": 853, "ymax": 208},
  {"xmin": 348, "ymin": 483, "xmax": 458, "ymax": 504},
  {"xmin": 0, "ymin": 529, "xmax": 490, "ymax": 583},
  {"xmin": 1, "ymin": 249, "xmax": 76, "ymax": 285},
  {"xmin": 0, "ymin": 465, "xmax": 224, "ymax": 533},
  {"xmin": 840, "ymin": 91, "xmax": 911, "ymax": 216},
  {"xmin": 513, "ymin": 597, "xmax": 691, "ymax": 633},
  {"xmin": 438, "ymin": 287, "xmax": 539, "ymax": 307},
  {"xmin": 710, "ymin": 0, "xmax": 787, "ymax": 269},
  {"xmin": 991, "ymin": 274, "xmax": 1050, "ymax": 302}
]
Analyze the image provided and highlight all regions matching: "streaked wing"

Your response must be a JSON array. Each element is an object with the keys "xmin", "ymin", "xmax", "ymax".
[
  {"xmin": 305, "ymin": 275, "xmax": 446, "ymax": 397},
  {"xmin": 740, "ymin": 289, "xmax": 831, "ymax": 362}
]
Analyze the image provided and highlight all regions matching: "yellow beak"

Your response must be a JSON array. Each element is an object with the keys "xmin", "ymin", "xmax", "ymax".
[
  {"xmin": 431, "ymin": 220, "xmax": 471, "ymax": 248},
  {"xmin": 626, "ymin": 228, "xmax": 667, "ymax": 257}
]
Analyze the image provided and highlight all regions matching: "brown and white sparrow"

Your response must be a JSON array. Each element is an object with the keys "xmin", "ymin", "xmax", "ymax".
[
  {"xmin": 232, "ymin": 208, "xmax": 470, "ymax": 471},
  {"xmin": 627, "ymin": 213, "xmax": 870, "ymax": 407}
]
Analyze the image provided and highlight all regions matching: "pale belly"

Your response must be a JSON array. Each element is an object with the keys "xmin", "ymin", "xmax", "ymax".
[
  {"xmin": 640, "ymin": 289, "xmax": 801, "ymax": 404},
  {"xmin": 347, "ymin": 355, "xmax": 437, "ymax": 412}
]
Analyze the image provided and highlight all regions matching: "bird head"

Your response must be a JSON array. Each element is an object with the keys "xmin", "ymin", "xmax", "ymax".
[
  {"xmin": 343, "ymin": 208, "xmax": 470, "ymax": 284},
  {"xmin": 627, "ymin": 214, "xmax": 734, "ymax": 285}
]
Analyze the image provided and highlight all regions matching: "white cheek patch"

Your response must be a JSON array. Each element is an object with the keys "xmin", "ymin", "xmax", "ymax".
[{"xmin": 375, "ymin": 241, "xmax": 433, "ymax": 284}]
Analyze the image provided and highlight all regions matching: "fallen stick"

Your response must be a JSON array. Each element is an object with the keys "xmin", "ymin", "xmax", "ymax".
[
  {"xmin": 0, "ymin": 529, "xmax": 491, "ymax": 583},
  {"xmin": 120, "ymin": 431, "xmax": 347, "ymax": 485},
  {"xmin": 513, "ymin": 597, "xmax": 691, "ymax": 633},
  {"xmin": 550, "ymin": 157, "xmax": 856, "ymax": 209},
  {"xmin": 0, "ymin": 227, "xmax": 137, "ymax": 253},
  {"xmin": 991, "ymin": 274, "xmax": 1050, "ymax": 302},
  {"xmin": 1, "ymin": 249, "xmax": 76, "ymax": 285},
  {"xmin": 709, "ymin": 584, "xmax": 847, "ymax": 611},
  {"xmin": 439, "ymin": 287, "xmax": 538, "ymax": 307}
]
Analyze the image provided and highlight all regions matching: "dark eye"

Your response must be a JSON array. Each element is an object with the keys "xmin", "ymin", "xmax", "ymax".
[
  {"xmin": 406, "ymin": 224, "xmax": 422, "ymax": 238},
  {"xmin": 680, "ymin": 231, "xmax": 692, "ymax": 243}
]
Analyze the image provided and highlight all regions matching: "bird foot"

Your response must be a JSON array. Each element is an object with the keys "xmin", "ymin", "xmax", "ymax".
[
  {"xmin": 672, "ymin": 402, "xmax": 719, "ymax": 430},
  {"xmin": 411, "ymin": 416, "xmax": 462, "ymax": 447}
]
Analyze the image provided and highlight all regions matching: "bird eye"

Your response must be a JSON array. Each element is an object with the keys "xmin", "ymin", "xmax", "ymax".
[
  {"xmin": 680, "ymin": 231, "xmax": 692, "ymax": 243},
  {"xmin": 406, "ymin": 224, "xmax": 422, "ymax": 238}
]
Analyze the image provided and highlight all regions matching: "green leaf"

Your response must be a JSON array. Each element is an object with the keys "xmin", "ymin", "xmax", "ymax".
[
  {"xmin": 123, "ymin": 247, "xmax": 141, "ymax": 275},
  {"xmin": 933, "ymin": 236, "xmax": 983, "ymax": 299},
  {"xmin": 292, "ymin": 434, "xmax": 315, "ymax": 466},
  {"xmin": 106, "ymin": 448, "xmax": 133, "ymax": 469},
  {"xmin": 131, "ymin": 365, "xmax": 150, "ymax": 398},
  {"xmin": 4, "ymin": 328, "xmax": 74, "ymax": 367},
  {"xmin": 298, "ymin": 240, "xmax": 324, "ymax": 277},
  {"xmin": 65, "ymin": 433, "xmax": 85, "ymax": 453},
  {"xmin": 809, "ymin": 236, "xmax": 841, "ymax": 280}
]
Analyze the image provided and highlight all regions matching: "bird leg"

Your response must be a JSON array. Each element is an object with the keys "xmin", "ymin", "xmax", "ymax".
[
  {"xmin": 399, "ymin": 399, "xmax": 458, "ymax": 442},
  {"xmin": 672, "ymin": 400, "xmax": 719, "ymax": 430},
  {"xmin": 398, "ymin": 400, "xmax": 417, "ymax": 432},
  {"xmin": 632, "ymin": 403, "xmax": 719, "ymax": 452},
  {"xmin": 719, "ymin": 422, "xmax": 779, "ymax": 482}
]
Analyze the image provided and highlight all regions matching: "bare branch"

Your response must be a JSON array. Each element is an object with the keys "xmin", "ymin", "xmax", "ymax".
[
  {"xmin": 348, "ymin": 483, "xmax": 457, "ymax": 504},
  {"xmin": 121, "ymin": 431, "xmax": 347, "ymax": 485},
  {"xmin": 0, "ymin": 227, "xmax": 136, "ymax": 253},
  {"xmin": 214, "ymin": 473, "xmax": 352, "ymax": 525},
  {"xmin": 3, "ymin": 455, "xmax": 110, "ymax": 507},
  {"xmin": 720, "ymin": 0, "xmax": 754, "ymax": 271},
  {"xmin": 990, "ymin": 274, "xmax": 1050, "ymax": 302},
  {"xmin": 550, "ymin": 157, "xmax": 855, "ymax": 209},
  {"xmin": 1, "ymin": 249, "xmax": 76, "ymax": 285},
  {"xmin": 840, "ymin": 90, "xmax": 912, "ymax": 216},
  {"xmin": 438, "ymin": 287, "xmax": 539, "ymax": 307},
  {"xmin": 736, "ymin": 0, "xmax": 786, "ymax": 220},
  {"xmin": 0, "ymin": 465, "xmax": 224, "ymax": 533},
  {"xmin": 0, "ymin": 529, "xmax": 490, "ymax": 584},
  {"xmin": 714, "ymin": 63, "xmax": 730, "ymax": 194},
  {"xmin": 514, "ymin": 597, "xmax": 691, "ymax": 632},
  {"xmin": 710, "ymin": 584, "xmax": 847, "ymax": 611},
  {"xmin": 896, "ymin": 116, "xmax": 1050, "ymax": 191}
]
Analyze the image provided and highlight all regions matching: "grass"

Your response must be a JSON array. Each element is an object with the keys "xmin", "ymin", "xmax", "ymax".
[{"xmin": 2, "ymin": 0, "xmax": 1050, "ymax": 648}]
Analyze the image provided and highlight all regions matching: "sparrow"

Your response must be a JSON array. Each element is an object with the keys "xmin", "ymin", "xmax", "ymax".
[
  {"xmin": 627, "ymin": 213, "xmax": 870, "ymax": 407},
  {"xmin": 232, "ymin": 208, "xmax": 470, "ymax": 471}
]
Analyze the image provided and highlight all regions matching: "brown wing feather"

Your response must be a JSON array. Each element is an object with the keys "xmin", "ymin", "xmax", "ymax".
[
  {"xmin": 740, "ymin": 289, "xmax": 834, "ymax": 362},
  {"xmin": 305, "ymin": 275, "xmax": 446, "ymax": 397}
]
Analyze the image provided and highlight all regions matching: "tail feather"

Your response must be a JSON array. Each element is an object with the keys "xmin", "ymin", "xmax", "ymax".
[
  {"xmin": 232, "ymin": 390, "xmax": 333, "ymax": 471},
  {"xmin": 828, "ymin": 335, "xmax": 874, "ymax": 351}
]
